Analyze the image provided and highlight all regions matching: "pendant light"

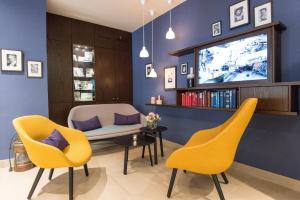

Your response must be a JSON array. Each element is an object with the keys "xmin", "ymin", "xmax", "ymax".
[
  {"xmin": 166, "ymin": 0, "xmax": 176, "ymax": 40},
  {"xmin": 139, "ymin": 0, "xmax": 149, "ymax": 58},
  {"xmin": 148, "ymin": 10, "xmax": 158, "ymax": 78}
]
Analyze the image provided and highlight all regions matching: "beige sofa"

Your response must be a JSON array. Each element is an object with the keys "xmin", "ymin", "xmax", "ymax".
[{"xmin": 68, "ymin": 104, "xmax": 146, "ymax": 140}]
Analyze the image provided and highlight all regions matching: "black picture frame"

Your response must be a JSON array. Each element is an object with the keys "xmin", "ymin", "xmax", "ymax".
[
  {"xmin": 254, "ymin": 1, "xmax": 273, "ymax": 27},
  {"xmin": 212, "ymin": 21, "xmax": 222, "ymax": 37},
  {"xmin": 145, "ymin": 63, "xmax": 153, "ymax": 79},
  {"xmin": 229, "ymin": 0, "xmax": 250, "ymax": 29},
  {"xmin": 27, "ymin": 60, "xmax": 43, "ymax": 78},
  {"xmin": 164, "ymin": 66, "xmax": 177, "ymax": 90},
  {"xmin": 180, "ymin": 63, "xmax": 188, "ymax": 75},
  {"xmin": 0, "ymin": 49, "xmax": 23, "ymax": 72}
]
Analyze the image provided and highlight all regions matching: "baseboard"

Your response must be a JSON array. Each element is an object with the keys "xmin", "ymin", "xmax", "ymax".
[{"xmin": 163, "ymin": 139, "xmax": 300, "ymax": 192}]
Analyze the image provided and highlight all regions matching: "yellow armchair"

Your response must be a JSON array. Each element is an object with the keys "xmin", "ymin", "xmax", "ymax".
[
  {"xmin": 13, "ymin": 115, "xmax": 92, "ymax": 200},
  {"xmin": 166, "ymin": 98, "xmax": 258, "ymax": 200}
]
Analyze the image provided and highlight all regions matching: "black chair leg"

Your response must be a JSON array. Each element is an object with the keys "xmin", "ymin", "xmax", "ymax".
[
  {"xmin": 27, "ymin": 168, "xmax": 44, "ymax": 199},
  {"xmin": 84, "ymin": 164, "xmax": 89, "ymax": 176},
  {"xmin": 221, "ymin": 172, "xmax": 229, "ymax": 184},
  {"xmin": 69, "ymin": 167, "xmax": 74, "ymax": 200},
  {"xmin": 212, "ymin": 174, "xmax": 225, "ymax": 200},
  {"xmin": 167, "ymin": 169, "xmax": 178, "ymax": 198},
  {"xmin": 142, "ymin": 145, "xmax": 145, "ymax": 158},
  {"xmin": 147, "ymin": 145, "xmax": 153, "ymax": 166},
  {"xmin": 183, "ymin": 170, "xmax": 187, "ymax": 174},
  {"xmin": 48, "ymin": 168, "xmax": 54, "ymax": 180}
]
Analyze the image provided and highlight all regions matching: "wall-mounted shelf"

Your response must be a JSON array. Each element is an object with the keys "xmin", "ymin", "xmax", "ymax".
[
  {"xmin": 145, "ymin": 103, "xmax": 298, "ymax": 116},
  {"xmin": 169, "ymin": 22, "xmax": 286, "ymax": 57}
]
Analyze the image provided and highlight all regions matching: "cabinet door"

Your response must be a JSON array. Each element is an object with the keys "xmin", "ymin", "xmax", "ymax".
[
  {"xmin": 115, "ymin": 50, "xmax": 132, "ymax": 103},
  {"xmin": 47, "ymin": 13, "xmax": 71, "ymax": 42},
  {"xmin": 47, "ymin": 39, "xmax": 73, "ymax": 103},
  {"xmin": 95, "ymin": 47, "xmax": 117, "ymax": 103},
  {"xmin": 71, "ymin": 19, "xmax": 94, "ymax": 46}
]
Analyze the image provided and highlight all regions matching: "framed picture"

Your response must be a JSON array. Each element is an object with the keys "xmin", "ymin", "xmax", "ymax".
[
  {"xmin": 180, "ymin": 63, "xmax": 188, "ymax": 75},
  {"xmin": 229, "ymin": 0, "xmax": 250, "ymax": 29},
  {"xmin": 145, "ymin": 63, "xmax": 153, "ymax": 78},
  {"xmin": 254, "ymin": 2, "xmax": 272, "ymax": 27},
  {"xmin": 212, "ymin": 21, "xmax": 222, "ymax": 37},
  {"xmin": 27, "ymin": 61, "xmax": 42, "ymax": 78},
  {"xmin": 1, "ymin": 49, "xmax": 23, "ymax": 72},
  {"xmin": 164, "ymin": 66, "xmax": 176, "ymax": 90}
]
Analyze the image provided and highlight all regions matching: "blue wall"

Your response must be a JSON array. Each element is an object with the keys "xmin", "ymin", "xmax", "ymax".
[
  {"xmin": 132, "ymin": 0, "xmax": 300, "ymax": 179},
  {"xmin": 0, "ymin": 0, "xmax": 48, "ymax": 159}
]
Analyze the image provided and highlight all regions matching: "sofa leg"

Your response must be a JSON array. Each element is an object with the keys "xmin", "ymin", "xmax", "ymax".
[
  {"xmin": 28, "ymin": 168, "xmax": 44, "ymax": 199},
  {"xmin": 167, "ymin": 168, "xmax": 177, "ymax": 198},
  {"xmin": 221, "ymin": 172, "xmax": 228, "ymax": 184},
  {"xmin": 84, "ymin": 164, "xmax": 89, "ymax": 176},
  {"xmin": 212, "ymin": 174, "xmax": 225, "ymax": 200},
  {"xmin": 69, "ymin": 167, "xmax": 73, "ymax": 200},
  {"xmin": 48, "ymin": 168, "xmax": 54, "ymax": 180}
]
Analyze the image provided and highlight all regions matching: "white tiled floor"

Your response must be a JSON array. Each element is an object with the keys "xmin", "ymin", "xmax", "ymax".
[{"xmin": 1, "ymin": 140, "xmax": 300, "ymax": 200}]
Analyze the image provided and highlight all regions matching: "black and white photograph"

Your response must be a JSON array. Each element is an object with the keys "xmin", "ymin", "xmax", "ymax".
[
  {"xmin": 254, "ymin": 2, "xmax": 272, "ymax": 27},
  {"xmin": 180, "ymin": 63, "xmax": 188, "ymax": 75},
  {"xmin": 27, "ymin": 61, "xmax": 42, "ymax": 78},
  {"xmin": 212, "ymin": 21, "xmax": 222, "ymax": 37},
  {"xmin": 164, "ymin": 66, "xmax": 177, "ymax": 90},
  {"xmin": 1, "ymin": 49, "xmax": 23, "ymax": 72},
  {"xmin": 145, "ymin": 63, "xmax": 153, "ymax": 78},
  {"xmin": 230, "ymin": 0, "xmax": 249, "ymax": 29}
]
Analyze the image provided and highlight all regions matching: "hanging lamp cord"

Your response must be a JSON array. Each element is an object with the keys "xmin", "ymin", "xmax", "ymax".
[
  {"xmin": 142, "ymin": 4, "xmax": 145, "ymax": 46},
  {"xmin": 151, "ymin": 14, "xmax": 154, "ymax": 65}
]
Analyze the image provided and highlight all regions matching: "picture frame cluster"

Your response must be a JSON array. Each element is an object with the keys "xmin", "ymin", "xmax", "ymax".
[
  {"xmin": 0, "ymin": 49, "xmax": 43, "ymax": 78},
  {"xmin": 212, "ymin": 0, "xmax": 273, "ymax": 37}
]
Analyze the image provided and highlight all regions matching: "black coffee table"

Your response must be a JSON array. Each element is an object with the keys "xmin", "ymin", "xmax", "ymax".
[
  {"xmin": 140, "ymin": 126, "xmax": 168, "ymax": 165},
  {"xmin": 113, "ymin": 134, "xmax": 156, "ymax": 175}
]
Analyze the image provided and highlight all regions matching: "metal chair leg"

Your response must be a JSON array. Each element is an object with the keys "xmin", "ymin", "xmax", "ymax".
[
  {"xmin": 147, "ymin": 144, "xmax": 153, "ymax": 166},
  {"xmin": 84, "ymin": 164, "xmax": 89, "ymax": 176},
  {"xmin": 142, "ymin": 145, "xmax": 145, "ymax": 158},
  {"xmin": 48, "ymin": 168, "xmax": 54, "ymax": 180},
  {"xmin": 27, "ymin": 168, "xmax": 44, "ymax": 199},
  {"xmin": 69, "ymin": 167, "xmax": 74, "ymax": 200},
  {"xmin": 167, "ymin": 169, "xmax": 178, "ymax": 198},
  {"xmin": 212, "ymin": 174, "xmax": 225, "ymax": 200},
  {"xmin": 221, "ymin": 172, "xmax": 229, "ymax": 184}
]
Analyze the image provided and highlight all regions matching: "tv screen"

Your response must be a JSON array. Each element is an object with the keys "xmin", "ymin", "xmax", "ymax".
[{"xmin": 198, "ymin": 33, "xmax": 268, "ymax": 84}]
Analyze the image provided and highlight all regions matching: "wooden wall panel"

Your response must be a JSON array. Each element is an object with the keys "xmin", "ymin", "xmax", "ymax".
[
  {"xmin": 240, "ymin": 86, "xmax": 289, "ymax": 112},
  {"xmin": 71, "ymin": 19, "xmax": 95, "ymax": 46},
  {"xmin": 47, "ymin": 13, "xmax": 71, "ymax": 42}
]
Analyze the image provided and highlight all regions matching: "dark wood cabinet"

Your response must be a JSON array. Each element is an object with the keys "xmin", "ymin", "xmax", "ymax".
[
  {"xmin": 47, "ymin": 13, "xmax": 132, "ymax": 125},
  {"xmin": 71, "ymin": 19, "xmax": 95, "ymax": 46}
]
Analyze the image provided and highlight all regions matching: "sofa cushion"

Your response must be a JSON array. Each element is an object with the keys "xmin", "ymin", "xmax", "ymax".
[
  {"xmin": 85, "ymin": 124, "xmax": 142, "ymax": 139},
  {"xmin": 114, "ymin": 113, "xmax": 140, "ymax": 125},
  {"xmin": 42, "ymin": 129, "xmax": 69, "ymax": 151},
  {"xmin": 72, "ymin": 116, "xmax": 102, "ymax": 131}
]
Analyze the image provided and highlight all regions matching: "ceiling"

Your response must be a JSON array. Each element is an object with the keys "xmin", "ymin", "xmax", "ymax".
[{"xmin": 47, "ymin": 0, "xmax": 186, "ymax": 32}]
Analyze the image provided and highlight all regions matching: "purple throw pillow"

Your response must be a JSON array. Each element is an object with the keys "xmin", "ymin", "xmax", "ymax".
[
  {"xmin": 114, "ymin": 113, "xmax": 140, "ymax": 125},
  {"xmin": 42, "ymin": 129, "xmax": 69, "ymax": 151},
  {"xmin": 72, "ymin": 116, "xmax": 102, "ymax": 131}
]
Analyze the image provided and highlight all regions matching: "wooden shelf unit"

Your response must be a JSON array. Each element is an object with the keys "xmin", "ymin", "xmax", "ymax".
[{"xmin": 145, "ymin": 22, "xmax": 300, "ymax": 116}]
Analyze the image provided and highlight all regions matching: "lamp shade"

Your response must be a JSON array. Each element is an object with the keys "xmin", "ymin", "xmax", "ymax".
[
  {"xmin": 139, "ymin": 46, "xmax": 149, "ymax": 58},
  {"xmin": 148, "ymin": 68, "xmax": 158, "ymax": 78},
  {"xmin": 166, "ymin": 27, "xmax": 176, "ymax": 40}
]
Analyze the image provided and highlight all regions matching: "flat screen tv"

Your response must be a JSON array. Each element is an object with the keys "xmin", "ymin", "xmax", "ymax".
[{"xmin": 197, "ymin": 33, "xmax": 269, "ymax": 85}]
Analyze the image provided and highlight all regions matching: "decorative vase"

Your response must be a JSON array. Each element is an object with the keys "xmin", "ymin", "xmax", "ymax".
[{"xmin": 147, "ymin": 121, "xmax": 158, "ymax": 129}]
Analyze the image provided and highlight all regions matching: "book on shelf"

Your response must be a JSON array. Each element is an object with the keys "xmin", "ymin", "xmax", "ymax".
[{"xmin": 181, "ymin": 89, "xmax": 238, "ymax": 109}]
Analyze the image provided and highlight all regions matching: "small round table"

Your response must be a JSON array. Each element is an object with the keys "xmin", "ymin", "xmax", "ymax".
[
  {"xmin": 140, "ymin": 126, "xmax": 168, "ymax": 165},
  {"xmin": 114, "ymin": 134, "xmax": 156, "ymax": 175}
]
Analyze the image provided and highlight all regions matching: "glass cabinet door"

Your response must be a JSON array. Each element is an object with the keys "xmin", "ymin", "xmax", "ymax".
[{"xmin": 73, "ymin": 44, "xmax": 96, "ymax": 102}]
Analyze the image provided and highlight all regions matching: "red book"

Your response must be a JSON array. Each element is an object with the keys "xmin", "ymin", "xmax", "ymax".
[
  {"xmin": 207, "ymin": 91, "xmax": 211, "ymax": 107},
  {"xmin": 182, "ymin": 93, "xmax": 185, "ymax": 106}
]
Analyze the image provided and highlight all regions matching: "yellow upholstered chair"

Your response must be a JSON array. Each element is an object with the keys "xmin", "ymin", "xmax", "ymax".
[
  {"xmin": 165, "ymin": 98, "xmax": 258, "ymax": 200},
  {"xmin": 13, "ymin": 115, "xmax": 92, "ymax": 200}
]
